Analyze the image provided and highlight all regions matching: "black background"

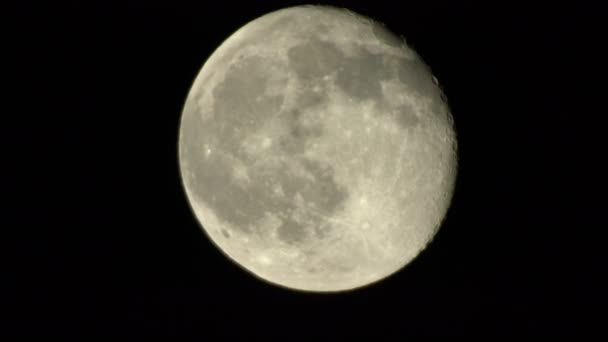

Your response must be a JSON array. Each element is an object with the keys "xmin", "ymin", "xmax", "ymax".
[{"xmin": 6, "ymin": 0, "xmax": 605, "ymax": 337}]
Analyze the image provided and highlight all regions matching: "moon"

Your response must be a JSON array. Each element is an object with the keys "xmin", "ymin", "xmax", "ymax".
[{"xmin": 178, "ymin": 5, "xmax": 457, "ymax": 292}]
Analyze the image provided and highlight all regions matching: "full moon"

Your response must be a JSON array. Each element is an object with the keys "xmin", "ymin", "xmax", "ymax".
[{"xmin": 178, "ymin": 5, "xmax": 457, "ymax": 292}]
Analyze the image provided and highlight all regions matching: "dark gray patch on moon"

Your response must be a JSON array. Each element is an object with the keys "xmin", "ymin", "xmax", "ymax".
[
  {"xmin": 278, "ymin": 100, "xmax": 326, "ymax": 155},
  {"xmin": 298, "ymin": 158, "xmax": 347, "ymax": 211},
  {"xmin": 278, "ymin": 131, "xmax": 307, "ymax": 155},
  {"xmin": 276, "ymin": 217, "xmax": 307, "ymax": 244},
  {"xmin": 295, "ymin": 86, "xmax": 326, "ymax": 109},
  {"xmin": 335, "ymin": 48, "xmax": 389, "ymax": 101},
  {"xmin": 394, "ymin": 104, "xmax": 420, "ymax": 129},
  {"xmin": 288, "ymin": 38, "xmax": 344, "ymax": 80},
  {"xmin": 315, "ymin": 22, "xmax": 331, "ymax": 35},
  {"xmin": 290, "ymin": 109, "xmax": 325, "ymax": 140},
  {"xmin": 274, "ymin": 158, "xmax": 350, "ymax": 245},
  {"xmin": 396, "ymin": 57, "xmax": 437, "ymax": 97},
  {"xmin": 209, "ymin": 56, "xmax": 286, "ymax": 153},
  {"xmin": 288, "ymin": 37, "xmax": 393, "ymax": 103}
]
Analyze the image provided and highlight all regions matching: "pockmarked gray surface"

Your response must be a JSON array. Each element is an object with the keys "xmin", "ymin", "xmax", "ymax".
[{"xmin": 179, "ymin": 5, "xmax": 458, "ymax": 292}]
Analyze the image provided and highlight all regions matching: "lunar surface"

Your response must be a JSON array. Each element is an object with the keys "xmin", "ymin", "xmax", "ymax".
[{"xmin": 178, "ymin": 5, "xmax": 457, "ymax": 292}]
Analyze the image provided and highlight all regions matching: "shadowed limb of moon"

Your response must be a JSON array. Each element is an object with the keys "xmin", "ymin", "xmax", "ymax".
[{"xmin": 178, "ymin": 5, "xmax": 458, "ymax": 292}]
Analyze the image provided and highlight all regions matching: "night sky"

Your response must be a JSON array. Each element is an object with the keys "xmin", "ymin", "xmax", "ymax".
[{"xmin": 6, "ymin": 0, "xmax": 605, "ymax": 337}]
